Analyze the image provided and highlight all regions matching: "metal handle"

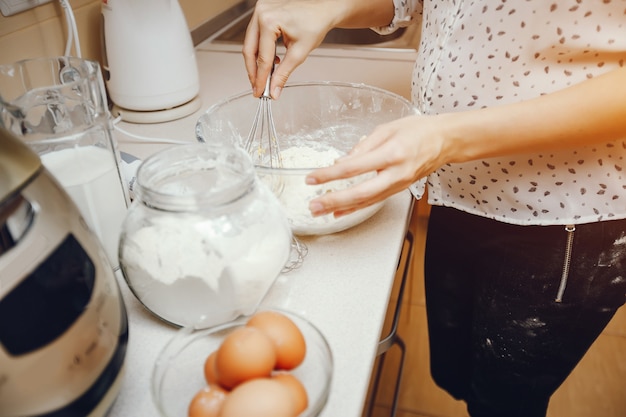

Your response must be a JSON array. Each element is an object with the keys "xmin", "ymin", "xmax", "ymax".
[{"xmin": 261, "ymin": 55, "xmax": 277, "ymax": 99}]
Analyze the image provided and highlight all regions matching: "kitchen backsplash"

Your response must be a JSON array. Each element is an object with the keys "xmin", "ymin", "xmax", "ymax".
[{"xmin": 0, "ymin": 0, "xmax": 239, "ymax": 65}]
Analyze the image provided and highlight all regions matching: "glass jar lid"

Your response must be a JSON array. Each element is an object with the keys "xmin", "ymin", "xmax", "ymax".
[{"xmin": 135, "ymin": 144, "xmax": 255, "ymax": 212}]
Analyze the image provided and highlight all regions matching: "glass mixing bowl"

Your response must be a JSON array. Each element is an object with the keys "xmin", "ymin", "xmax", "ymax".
[
  {"xmin": 152, "ymin": 308, "xmax": 333, "ymax": 417},
  {"xmin": 196, "ymin": 81, "xmax": 418, "ymax": 236}
]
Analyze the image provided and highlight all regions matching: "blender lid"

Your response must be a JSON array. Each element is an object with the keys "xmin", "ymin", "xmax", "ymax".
[{"xmin": 0, "ymin": 127, "xmax": 41, "ymax": 202}]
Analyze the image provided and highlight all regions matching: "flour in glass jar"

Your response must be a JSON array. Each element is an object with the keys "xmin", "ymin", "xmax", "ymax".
[{"xmin": 120, "ymin": 183, "xmax": 291, "ymax": 328}]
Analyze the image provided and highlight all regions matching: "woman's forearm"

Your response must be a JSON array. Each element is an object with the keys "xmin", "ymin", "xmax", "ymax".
[{"xmin": 445, "ymin": 67, "xmax": 626, "ymax": 164}]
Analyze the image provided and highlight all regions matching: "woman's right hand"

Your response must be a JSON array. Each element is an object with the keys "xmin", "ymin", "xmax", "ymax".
[
  {"xmin": 242, "ymin": 0, "xmax": 341, "ymax": 99},
  {"xmin": 243, "ymin": 0, "xmax": 396, "ymax": 98}
]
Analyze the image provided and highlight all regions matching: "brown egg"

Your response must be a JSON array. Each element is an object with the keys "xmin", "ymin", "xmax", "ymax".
[
  {"xmin": 187, "ymin": 384, "xmax": 227, "ymax": 417},
  {"xmin": 247, "ymin": 311, "xmax": 306, "ymax": 370},
  {"xmin": 203, "ymin": 351, "xmax": 219, "ymax": 385},
  {"xmin": 219, "ymin": 378, "xmax": 295, "ymax": 417},
  {"xmin": 272, "ymin": 372, "xmax": 309, "ymax": 415},
  {"xmin": 215, "ymin": 326, "xmax": 277, "ymax": 389}
]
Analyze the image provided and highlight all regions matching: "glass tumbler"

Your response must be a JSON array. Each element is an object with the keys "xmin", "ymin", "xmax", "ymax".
[{"xmin": 0, "ymin": 56, "xmax": 129, "ymax": 270}]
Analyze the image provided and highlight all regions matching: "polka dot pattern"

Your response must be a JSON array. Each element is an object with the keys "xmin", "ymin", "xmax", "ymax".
[{"xmin": 383, "ymin": 0, "xmax": 626, "ymax": 225}]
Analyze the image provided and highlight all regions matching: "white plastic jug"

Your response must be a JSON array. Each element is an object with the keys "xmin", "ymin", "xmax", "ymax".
[{"xmin": 101, "ymin": 0, "xmax": 200, "ymax": 113}]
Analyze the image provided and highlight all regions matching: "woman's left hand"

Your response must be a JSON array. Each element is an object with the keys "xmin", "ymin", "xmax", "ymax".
[{"xmin": 305, "ymin": 114, "xmax": 447, "ymax": 218}]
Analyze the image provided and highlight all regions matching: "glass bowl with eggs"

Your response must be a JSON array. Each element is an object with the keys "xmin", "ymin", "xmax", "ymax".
[
  {"xmin": 195, "ymin": 81, "xmax": 418, "ymax": 236},
  {"xmin": 152, "ymin": 308, "xmax": 333, "ymax": 417}
]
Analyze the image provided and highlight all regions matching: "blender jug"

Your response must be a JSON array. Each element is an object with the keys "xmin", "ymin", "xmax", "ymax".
[{"xmin": 0, "ymin": 126, "xmax": 129, "ymax": 417}]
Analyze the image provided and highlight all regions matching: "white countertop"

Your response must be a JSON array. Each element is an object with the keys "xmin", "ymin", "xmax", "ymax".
[{"xmin": 107, "ymin": 48, "xmax": 416, "ymax": 417}]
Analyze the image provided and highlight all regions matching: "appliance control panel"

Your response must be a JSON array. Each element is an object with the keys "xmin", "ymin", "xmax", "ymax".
[{"xmin": 0, "ymin": 0, "xmax": 52, "ymax": 17}]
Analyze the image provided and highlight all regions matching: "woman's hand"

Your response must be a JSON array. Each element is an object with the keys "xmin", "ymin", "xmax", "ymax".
[
  {"xmin": 242, "ymin": 0, "xmax": 395, "ymax": 99},
  {"xmin": 305, "ymin": 114, "xmax": 448, "ymax": 218},
  {"xmin": 243, "ymin": 0, "xmax": 337, "ymax": 99}
]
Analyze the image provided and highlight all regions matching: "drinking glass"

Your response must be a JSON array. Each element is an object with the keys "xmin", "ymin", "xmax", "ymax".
[{"xmin": 0, "ymin": 56, "xmax": 129, "ymax": 270}]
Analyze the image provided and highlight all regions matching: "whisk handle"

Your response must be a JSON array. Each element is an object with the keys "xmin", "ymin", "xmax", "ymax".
[
  {"xmin": 262, "ymin": 74, "xmax": 272, "ymax": 99},
  {"xmin": 262, "ymin": 55, "xmax": 277, "ymax": 99}
]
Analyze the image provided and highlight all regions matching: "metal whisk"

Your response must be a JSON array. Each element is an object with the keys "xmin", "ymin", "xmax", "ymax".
[
  {"xmin": 245, "ymin": 57, "xmax": 282, "ymax": 169},
  {"xmin": 246, "ymin": 56, "xmax": 308, "ymax": 271}
]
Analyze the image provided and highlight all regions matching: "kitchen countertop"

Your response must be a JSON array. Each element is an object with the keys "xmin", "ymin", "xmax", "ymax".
[{"xmin": 108, "ymin": 48, "xmax": 416, "ymax": 417}]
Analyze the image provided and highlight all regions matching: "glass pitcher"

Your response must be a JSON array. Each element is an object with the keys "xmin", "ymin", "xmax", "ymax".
[{"xmin": 0, "ymin": 56, "xmax": 129, "ymax": 270}]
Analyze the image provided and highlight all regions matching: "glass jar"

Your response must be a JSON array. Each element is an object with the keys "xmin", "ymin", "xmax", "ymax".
[{"xmin": 118, "ymin": 143, "xmax": 292, "ymax": 328}]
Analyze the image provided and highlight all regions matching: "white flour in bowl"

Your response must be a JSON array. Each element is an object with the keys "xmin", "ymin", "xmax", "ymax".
[{"xmin": 270, "ymin": 144, "xmax": 383, "ymax": 235}]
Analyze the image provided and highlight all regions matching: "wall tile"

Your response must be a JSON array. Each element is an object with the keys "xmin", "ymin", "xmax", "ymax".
[
  {"xmin": 179, "ymin": 0, "xmax": 240, "ymax": 30},
  {"xmin": 0, "ymin": 0, "xmax": 240, "ymax": 65},
  {"xmin": 0, "ymin": 17, "xmax": 65, "ymax": 64}
]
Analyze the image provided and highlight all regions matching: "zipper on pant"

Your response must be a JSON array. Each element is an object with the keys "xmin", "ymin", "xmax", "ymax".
[{"xmin": 555, "ymin": 224, "xmax": 576, "ymax": 302}]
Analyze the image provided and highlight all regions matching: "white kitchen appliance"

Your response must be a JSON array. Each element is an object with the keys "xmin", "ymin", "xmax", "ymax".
[
  {"xmin": 101, "ymin": 0, "xmax": 201, "ymax": 123},
  {"xmin": 0, "ymin": 127, "xmax": 128, "ymax": 417}
]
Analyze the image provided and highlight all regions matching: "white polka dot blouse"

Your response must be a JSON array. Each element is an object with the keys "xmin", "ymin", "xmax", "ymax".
[{"xmin": 378, "ymin": 0, "xmax": 626, "ymax": 226}]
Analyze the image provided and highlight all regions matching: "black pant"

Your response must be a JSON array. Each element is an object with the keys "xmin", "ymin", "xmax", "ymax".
[{"xmin": 424, "ymin": 206, "xmax": 626, "ymax": 417}]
